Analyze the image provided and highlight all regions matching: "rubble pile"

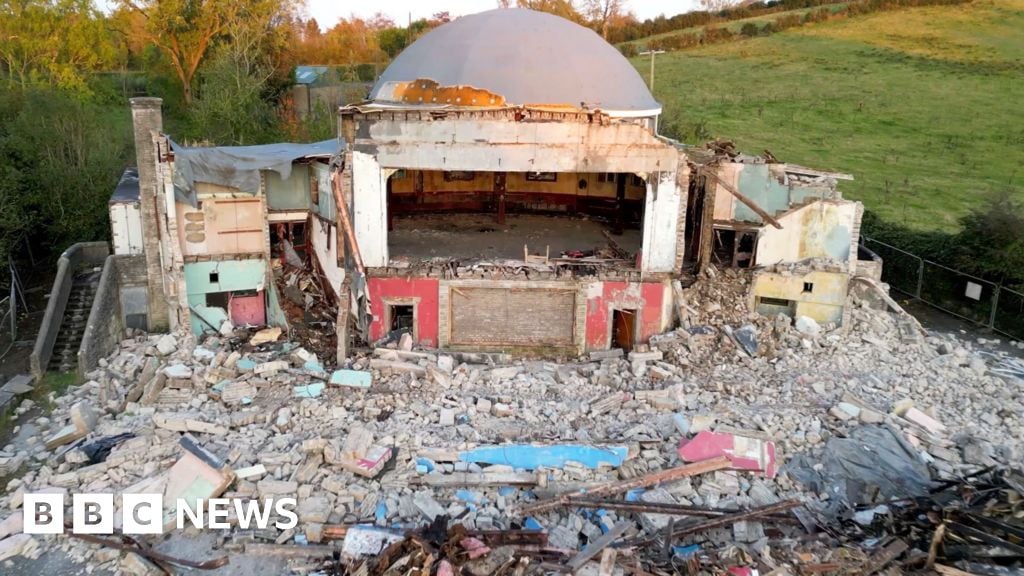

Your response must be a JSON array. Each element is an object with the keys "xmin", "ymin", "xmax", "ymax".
[{"xmin": 0, "ymin": 272, "xmax": 1022, "ymax": 575}]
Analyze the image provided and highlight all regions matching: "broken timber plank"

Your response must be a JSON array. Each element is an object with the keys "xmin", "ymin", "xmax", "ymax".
[
  {"xmin": 518, "ymin": 456, "xmax": 730, "ymax": 516},
  {"xmin": 629, "ymin": 499, "xmax": 801, "ymax": 547},
  {"xmin": 860, "ymin": 538, "xmax": 908, "ymax": 575},
  {"xmin": 563, "ymin": 498, "xmax": 797, "ymax": 521},
  {"xmin": 566, "ymin": 522, "xmax": 631, "ymax": 573},
  {"xmin": 413, "ymin": 471, "xmax": 538, "ymax": 487},
  {"xmin": 244, "ymin": 543, "xmax": 341, "ymax": 558}
]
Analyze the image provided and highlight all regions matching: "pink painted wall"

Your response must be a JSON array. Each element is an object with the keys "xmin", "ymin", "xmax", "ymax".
[
  {"xmin": 585, "ymin": 281, "xmax": 665, "ymax": 350},
  {"xmin": 368, "ymin": 278, "xmax": 440, "ymax": 346}
]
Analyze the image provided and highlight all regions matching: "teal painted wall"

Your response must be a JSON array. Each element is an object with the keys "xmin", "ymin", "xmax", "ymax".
[
  {"xmin": 266, "ymin": 164, "xmax": 311, "ymax": 210},
  {"xmin": 184, "ymin": 260, "xmax": 267, "ymax": 295},
  {"xmin": 733, "ymin": 164, "xmax": 830, "ymax": 223},
  {"xmin": 184, "ymin": 260, "xmax": 268, "ymax": 335}
]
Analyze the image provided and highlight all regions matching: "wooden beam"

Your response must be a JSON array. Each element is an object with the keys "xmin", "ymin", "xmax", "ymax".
[
  {"xmin": 700, "ymin": 168, "xmax": 783, "ymax": 229},
  {"xmin": 518, "ymin": 457, "xmax": 730, "ymax": 516}
]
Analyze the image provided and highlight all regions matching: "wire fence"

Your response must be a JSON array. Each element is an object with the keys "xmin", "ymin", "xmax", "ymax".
[{"xmin": 862, "ymin": 236, "xmax": 1024, "ymax": 340}]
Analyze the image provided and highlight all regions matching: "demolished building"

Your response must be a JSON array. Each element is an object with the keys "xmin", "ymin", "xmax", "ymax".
[{"xmin": 106, "ymin": 8, "xmax": 869, "ymax": 369}]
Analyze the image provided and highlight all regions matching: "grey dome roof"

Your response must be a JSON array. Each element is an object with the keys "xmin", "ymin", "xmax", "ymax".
[{"xmin": 369, "ymin": 8, "xmax": 661, "ymax": 115}]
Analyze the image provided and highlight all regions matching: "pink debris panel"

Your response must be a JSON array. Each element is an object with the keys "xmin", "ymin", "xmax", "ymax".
[{"xmin": 677, "ymin": 431, "xmax": 777, "ymax": 478}]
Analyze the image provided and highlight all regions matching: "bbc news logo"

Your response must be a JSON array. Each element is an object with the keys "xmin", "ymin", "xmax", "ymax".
[{"xmin": 23, "ymin": 493, "xmax": 298, "ymax": 534}]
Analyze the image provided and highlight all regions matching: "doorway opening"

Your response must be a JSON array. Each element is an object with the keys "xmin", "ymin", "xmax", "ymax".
[
  {"xmin": 388, "ymin": 304, "xmax": 415, "ymax": 333},
  {"xmin": 612, "ymin": 309, "xmax": 637, "ymax": 351}
]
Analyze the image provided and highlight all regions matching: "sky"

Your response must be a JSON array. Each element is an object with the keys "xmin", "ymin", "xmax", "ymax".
[{"xmin": 303, "ymin": 0, "xmax": 701, "ymax": 28}]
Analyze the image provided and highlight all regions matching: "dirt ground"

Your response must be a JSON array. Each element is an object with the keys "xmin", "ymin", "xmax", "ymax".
[{"xmin": 388, "ymin": 213, "xmax": 643, "ymax": 262}]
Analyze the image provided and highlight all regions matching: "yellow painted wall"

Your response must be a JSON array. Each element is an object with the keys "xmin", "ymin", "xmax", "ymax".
[
  {"xmin": 388, "ymin": 170, "xmax": 645, "ymax": 200},
  {"xmin": 749, "ymin": 269, "xmax": 849, "ymax": 325}
]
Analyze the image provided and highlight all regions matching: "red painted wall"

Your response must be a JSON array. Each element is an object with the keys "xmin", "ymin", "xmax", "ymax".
[
  {"xmin": 584, "ymin": 281, "xmax": 665, "ymax": 350},
  {"xmin": 368, "ymin": 277, "xmax": 440, "ymax": 346}
]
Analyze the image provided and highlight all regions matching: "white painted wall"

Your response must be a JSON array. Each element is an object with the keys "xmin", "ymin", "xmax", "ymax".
[
  {"xmin": 110, "ymin": 203, "xmax": 144, "ymax": 255},
  {"xmin": 351, "ymin": 151, "xmax": 389, "ymax": 267},
  {"xmin": 641, "ymin": 171, "xmax": 682, "ymax": 273},
  {"xmin": 311, "ymin": 218, "xmax": 346, "ymax": 298}
]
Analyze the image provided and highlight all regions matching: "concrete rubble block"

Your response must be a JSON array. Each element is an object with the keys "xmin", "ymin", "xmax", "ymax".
[
  {"xmin": 903, "ymin": 407, "xmax": 946, "ymax": 435},
  {"xmin": 427, "ymin": 365, "xmax": 452, "ymax": 387},
  {"xmin": 439, "ymin": 408, "xmax": 456, "ymax": 426},
  {"xmin": 689, "ymin": 414, "xmax": 716, "ymax": 434},
  {"xmin": 163, "ymin": 364, "xmax": 193, "ymax": 380},
  {"xmin": 257, "ymin": 479, "xmax": 298, "ymax": 497},
  {"xmin": 139, "ymin": 373, "xmax": 167, "ymax": 406},
  {"xmin": 491, "ymin": 403, "xmax": 514, "ymax": 417},
  {"xmin": 297, "ymin": 496, "xmax": 331, "ymax": 524},
  {"xmin": 155, "ymin": 334, "xmax": 177, "ymax": 356},
  {"xmin": 0, "ymin": 533, "xmax": 40, "ymax": 561},
  {"xmin": 476, "ymin": 397, "xmax": 493, "ymax": 414},
  {"xmin": 302, "ymin": 438, "xmax": 328, "ymax": 454},
  {"xmin": 413, "ymin": 491, "xmax": 446, "ymax": 521},
  {"xmin": 70, "ymin": 400, "xmax": 99, "ymax": 433},
  {"xmin": 255, "ymin": 360, "xmax": 289, "ymax": 376},
  {"xmin": 398, "ymin": 332, "xmax": 414, "ymax": 351},
  {"xmin": 795, "ymin": 316, "xmax": 821, "ymax": 336},
  {"xmin": 295, "ymin": 453, "xmax": 323, "ymax": 483},
  {"xmin": 437, "ymin": 355, "xmax": 455, "ymax": 373},
  {"xmin": 121, "ymin": 552, "xmax": 163, "ymax": 576},
  {"xmin": 627, "ymin": 350, "xmax": 663, "ymax": 362},
  {"xmin": 219, "ymin": 380, "xmax": 257, "ymax": 404},
  {"xmin": 275, "ymin": 407, "xmax": 292, "ymax": 430},
  {"xmin": 589, "ymin": 349, "xmax": 623, "ymax": 360},
  {"xmin": 234, "ymin": 464, "xmax": 267, "ymax": 480},
  {"xmin": 589, "ymin": 392, "xmax": 631, "ymax": 416},
  {"xmin": 678, "ymin": 430, "xmax": 777, "ymax": 478},
  {"xmin": 369, "ymin": 358, "xmax": 426, "ymax": 376},
  {"xmin": 0, "ymin": 512, "xmax": 25, "ymax": 539},
  {"xmin": 342, "ymin": 426, "xmax": 374, "ymax": 459},
  {"xmin": 152, "ymin": 413, "xmax": 228, "ymax": 436},
  {"xmin": 637, "ymin": 486, "xmax": 679, "ymax": 532}
]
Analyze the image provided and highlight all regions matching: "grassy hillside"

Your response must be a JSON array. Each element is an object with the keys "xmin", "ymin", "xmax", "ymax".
[{"xmin": 637, "ymin": 0, "xmax": 1024, "ymax": 231}]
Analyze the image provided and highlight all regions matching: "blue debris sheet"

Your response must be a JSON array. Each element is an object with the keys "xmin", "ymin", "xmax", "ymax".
[{"xmin": 458, "ymin": 444, "xmax": 629, "ymax": 470}]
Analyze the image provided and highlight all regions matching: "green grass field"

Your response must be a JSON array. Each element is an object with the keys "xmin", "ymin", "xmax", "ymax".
[{"xmin": 635, "ymin": 0, "xmax": 1024, "ymax": 231}]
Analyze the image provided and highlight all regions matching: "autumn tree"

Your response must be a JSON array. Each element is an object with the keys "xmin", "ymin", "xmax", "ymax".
[
  {"xmin": 511, "ymin": 0, "xmax": 585, "ymax": 23},
  {"xmin": 581, "ymin": 0, "xmax": 628, "ymax": 39},
  {"xmin": 117, "ymin": 0, "xmax": 236, "ymax": 105},
  {"xmin": 0, "ymin": 0, "xmax": 118, "ymax": 94}
]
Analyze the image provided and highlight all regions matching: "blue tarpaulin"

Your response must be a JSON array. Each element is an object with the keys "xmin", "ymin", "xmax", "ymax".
[{"xmin": 459, "ymin": 444, "xmax": 629, "ymax": 470}]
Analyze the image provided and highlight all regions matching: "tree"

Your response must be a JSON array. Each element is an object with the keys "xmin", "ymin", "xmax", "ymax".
[
  {"xmin": 699, "ymin": 0, "xmax": 743, "ymax": 12},
  {"xmin": 955, "ymin": 193, "xmax": 1024, "ymax": 285},
  {"xmin": 581, "ymin": 0, "xmax": 627, "ymax": 40},
  {"xmin": 514, "ymin": 0, "xmax": 585, "ymax": 23},
  {"xmin": 0, "ymin": 0, "xmax": 118, "ymax": 94},
  {"xmin": 117, "ymin": 0, "xmax": 245, "ymax": 105}
]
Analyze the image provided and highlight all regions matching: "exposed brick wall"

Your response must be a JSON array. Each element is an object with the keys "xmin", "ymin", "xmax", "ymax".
[{"xmin": 129, "ymin": 98, "xmax": 168, "ymax": 331}]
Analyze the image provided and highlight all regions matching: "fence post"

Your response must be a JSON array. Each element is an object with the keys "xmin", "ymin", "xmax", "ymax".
[
  {"xmin": 990, "ymin": 284, "xmax": 1001, "ymax": 331},
  {"xmin": 915, "ymin": 257, "xmax": 924, "ymax": 300}
]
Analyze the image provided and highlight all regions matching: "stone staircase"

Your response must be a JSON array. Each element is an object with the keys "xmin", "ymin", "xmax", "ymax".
[{"xmin": 48, "ymin": 271, "xmax": 101, "ymax": 372}]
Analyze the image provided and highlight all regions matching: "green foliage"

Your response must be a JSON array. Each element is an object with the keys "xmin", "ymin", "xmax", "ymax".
[
  {"xmin": 184, "ymin": 52, "xmax": 281, "ymax": 145},
  {"xmin": 954, "ymin": 194, "xmax": 1024, "ymax": 285},
  {"xmin": 0, "ymin": 87, "xmax": 133, "ymax": 265},
  {"xmin": 641, "ymin": 0, "xmax": 1024, "ymax": 233}
]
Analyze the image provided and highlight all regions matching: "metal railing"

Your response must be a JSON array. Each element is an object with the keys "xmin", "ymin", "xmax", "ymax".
[{"xmin": 862, "ymin": 236, "xmax": 1024, "ymax": 340}]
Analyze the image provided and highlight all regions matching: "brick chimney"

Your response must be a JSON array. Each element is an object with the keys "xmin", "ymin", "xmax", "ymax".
[{"xmin": 129, "ymin": 97, "xmax": 170, "ymax": 331}]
